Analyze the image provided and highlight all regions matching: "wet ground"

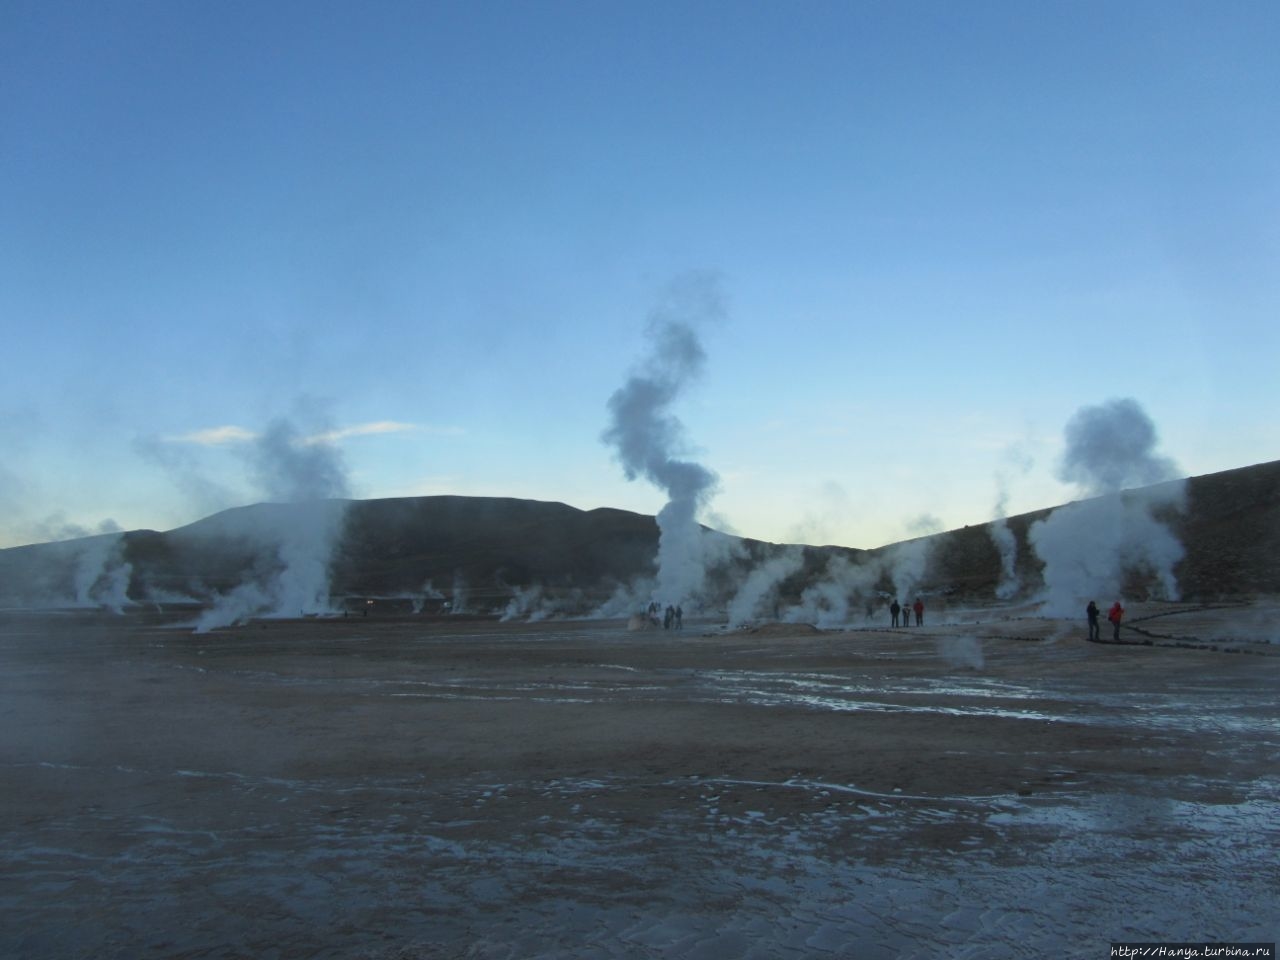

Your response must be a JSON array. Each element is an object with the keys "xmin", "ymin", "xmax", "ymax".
[{"xmin": 1, "ymin": 602, "xmax": 1277, "ymax": 958}]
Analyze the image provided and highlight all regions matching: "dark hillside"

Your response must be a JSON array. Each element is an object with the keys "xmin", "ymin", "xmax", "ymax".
[
  {"xmin": 331, "ymin": 496, "xmax": 661, "ymax": 602},
  {"xmin": 1173, "ymin": 459, "xmax": 1280, "ymax": 597},
  {"xmin": 1, "ymin": 460, "xmax": 1276, "ymax": 610}
]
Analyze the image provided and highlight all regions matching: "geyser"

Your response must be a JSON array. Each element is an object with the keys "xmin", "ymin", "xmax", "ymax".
[
  {"xmin": 196, "ymin": 412, "xmax": 352, "ymax": 631},
  {"xmin": 1029, "ymin": 397, "xmax": 1186, "ymax": 616},
  {"xmin": 601, "ymin": 273, "xmax": 724, "ymax": 610}
]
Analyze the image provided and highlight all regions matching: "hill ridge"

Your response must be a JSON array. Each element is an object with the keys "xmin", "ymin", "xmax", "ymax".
[{"xmin": 1, "ymin": 459, "xmax": 1275, "ymax": 611}]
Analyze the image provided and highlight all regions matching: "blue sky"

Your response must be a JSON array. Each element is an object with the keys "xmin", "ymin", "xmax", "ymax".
[{"xmin": 2, "ymin": 0, "xmax": 1277, "ymax": 549}]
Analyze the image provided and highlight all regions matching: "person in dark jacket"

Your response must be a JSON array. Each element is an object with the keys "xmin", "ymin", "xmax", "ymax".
[
  {"xmin": 1086, "ymin": 600, "xmax": 1101, "ymax": 641},
  {"xmin": 890, "ymin": 600, "xmax": 900, "ymax": 627}
]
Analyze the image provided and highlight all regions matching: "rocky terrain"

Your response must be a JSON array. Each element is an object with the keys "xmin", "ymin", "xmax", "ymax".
[{"xmin": 2, "ymin": 603, "xmax": 1276, "ymax": 958}]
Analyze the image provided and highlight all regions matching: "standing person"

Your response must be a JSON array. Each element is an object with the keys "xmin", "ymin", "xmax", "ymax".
[
  {"xmin": 890, "ymin": 599, "xmax": 900, "ymax": 627},
  {"xmin": 1086, "ymin": 601, "xmax": 1101, "ymax": 641},
  {"xmin": 913, "ymin": 598, "xmax": 924, "ymax": 626},
  {"xmin": 1107, "ymin": 600, "xmax": 1124, "ymax": 641},
  {"xmin": 664, "ymin": 605, "xmax": 675, "ymax": 630},
  {"xmin": 675, "ymin": 604, "xmax": 683, "ymax": 630}
]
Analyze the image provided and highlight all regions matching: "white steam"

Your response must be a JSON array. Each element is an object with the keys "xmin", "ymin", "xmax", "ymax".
[
  {"xmin": 1058, "ymin": 398, "xmax": 1180, "ymax": 496},
  {"xmin": 601, "ymin": 273, "xmax": 725, "ymax": 610},
  {"xmin": 195, "ymin": 412, "xmax": 352, "ymax": 632},
  {"xmin": 72, "ymin": 534, "xmax": 134, "ymax": 613},
  {"xmin": 885, "ymin": 537, "xmax": 932, "ymax": 604},
  {"xmin": 449, "ymin": 572, "xmax": 469, "ymax": 614},
  {"xmin": 501, "ymin": 584, "xmax": 546, "ymax": 622},
  {"xmin": 1029, "ymin": 490, "xmax": 1185, "ymax": 616},
  {"xmin": 1030, "ymin": 398, "xmax": 1185, "ymax": 616},
  {"xmin": 991, "ymin": 443, "xmax": 1033, "ymax": 600},
  {"xmin": 411, "ymin": 579, "xmax": 445, "ymax": 613},
  {"xmin": 726, "ymin": 547, "xmax": 805, "ymax": 626},
  {"xmin": 593, "ymin": 577, "xmax": 658, "ymax": 619},
  {"xmin": 990, "ymin": 520, "xmax": 1020, "ymax": 600},
  {"xmin": 248, "ymin": 417, "xmax": 352, "ymax": 503},
  {"xmin": 23, "ymin": 520, "xmax": 136, "ymax": 613},
  {"xmin": 499, "ymin": 584, "xmax": 586, "ymax": 622},
  {"xmin": 936, "ymin": 636, "xmax": 984, "ymax": 670},
  {"xmin": 783, "ymin": 554, "xmax": 880, "ymax": 628}
]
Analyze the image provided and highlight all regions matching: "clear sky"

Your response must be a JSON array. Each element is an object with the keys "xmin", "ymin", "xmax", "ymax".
[{"xmin": 2, "ymin": 0, "xmax": 1277, "ymax": 550}]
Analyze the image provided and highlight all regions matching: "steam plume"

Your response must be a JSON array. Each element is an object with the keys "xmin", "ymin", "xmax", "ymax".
[
  {"xmin": 133, "ymin": 434, "xmax": 235, "ymax": 519},
  {"xmin": 195, "ymin": 410, "xmax": 352, "ymax": 631},
  {"xmin": 991, "ymin": 443, "xmax": 1033, "ymax": 600},
  {"xmin": 601, "ymin": 273, "xmax": 724, "ymax": 609},
  {"xmin": 499, "ymin": 583, "xmax": 585, "ymax": 622},
  {"xmin": 249, "ymin": 418, "xmax": 352, "ymax": 503},
  {"xmin": 1029, "ymin": 398, "xmax": 1185, "ymax": 615},
  {"xmin": 783, "ymin": 554, "xmax": 880, "ymax": 628},
  {"xmin": 886, "ymin": 536, "xmax": 932, "ymax": 603},
  {"xmin": 726, "ymin": 547, "xmax": 804, "ymax": 626},
  {"xmin": 2, "ymin": 517, "xmax": 135, "ymax": 612},
  {"xmin": 1059, "ymin": 398, "xmax": 1180, "ymax": 496},
  {"xmin": 411, "ymin": 579, "xmax": 445, "ymax": 614},
  {"xmin": 72, "ymin": 534, "xmax": 133, "ymax": 613}
]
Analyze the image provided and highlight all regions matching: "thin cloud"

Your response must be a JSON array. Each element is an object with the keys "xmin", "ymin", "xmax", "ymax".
[
  {"xmin": 167, "ymin": 420, "xmax": 463, "ymax": 447},
  {"xmin": 169, "ymin": 425, "xmax": 257, "ymax": 446},
  {"xmin": 305, "ymin": 421, "xmax": 449, "ymax": 444}
]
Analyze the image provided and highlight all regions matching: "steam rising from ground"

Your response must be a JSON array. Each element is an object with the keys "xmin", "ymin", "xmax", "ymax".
[
  {"xmin": 937, "ymin": 635, "xmax": 984, "ymax": 669},
  {"xmin": 1030, "ymin": 398, "xmax": 1185, "ymax": 616},
  {"xmin": 0, "ymin": 516, "xmax": 135, "ymax": 612},
  {"xmin": 500, "ymin": 584, "xmax": 588, "ymax": 622},
  {"xmin": 411, "ymin": 580, "xmax": 445, "ymax": 614},
  {"xmin": 601, "ymin": 274, "xmax": 725, "ymax": 611},
  {"xmin": 727, "ymin": 548, "xmax": 805, "ymax": 626},
  {"xmin": 72, "ymin": 535, "xmax": 134, "ymax": 613},
  {"xmin": 782, "ymin": 554, "xmax": 879, "ymax": 628},
  {"xmin": 989, "ymin": 520, "xmax": 1019, "ymax": 600},
  {"xmin": 195, "ymin": 414, "xmax": 351, "ymax": 632},
  {"xmin": 991, "ymin": 443, "xmax": 1033, "ymax": 600},
  {"xmin": 885, "ymin": 538, "xmax": 931, "ymax": 605}
]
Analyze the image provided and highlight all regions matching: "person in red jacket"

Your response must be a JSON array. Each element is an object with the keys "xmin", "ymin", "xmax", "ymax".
[
  {"xmin": 913, "ymin": 598, "xmax": 924, "ymax": 626},
  {"xmin": 1107, "ymin": 601, "xmax": 1124, "ymax": 641}
]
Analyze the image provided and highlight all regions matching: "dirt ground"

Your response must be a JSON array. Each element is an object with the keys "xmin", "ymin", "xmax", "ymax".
[{"xmin": 1, "ymin": 602, "xmax": 1277, "ymax": 958}]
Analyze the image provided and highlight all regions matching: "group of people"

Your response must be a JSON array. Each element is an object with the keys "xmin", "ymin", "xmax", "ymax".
[
  {"xmin": 1086, "ymin": 600, "xmax": 1125, "ymax": 641},
  {"xmin": 646, "ymin": 600, "xmax": 683, "ymax": 630},
  {"xmin": 889, "ymin": 598, "xmax": 924, "ymax": 627}
]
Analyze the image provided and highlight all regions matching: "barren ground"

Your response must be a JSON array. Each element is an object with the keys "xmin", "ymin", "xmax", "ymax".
[{"xmin": 1, "ymin": 602, "xmax": 1277, "ymax": 958}]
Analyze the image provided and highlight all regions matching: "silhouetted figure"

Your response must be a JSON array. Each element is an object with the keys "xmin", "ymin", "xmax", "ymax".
[
  {"xmin": 1108, "ymin": 601, "xmax": 1124, "ymax": 641},
  {"xmin": 664, "ymin": 605, "xmax": 675, "ymax": 630},
  {"xmin": 675, "ymin": 605, "xmax": 683, "ymax": 630},
  {"xmin": 913, "ymin": 598, "xmax": 924, "ymax": 626},
  {"xmin": 1086, "ymin": 600, "xmax": 1100, "ymax": 641},
  {"xmin": 890, "ymin": 600, "xmax": 900, "ymax": 627}
]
